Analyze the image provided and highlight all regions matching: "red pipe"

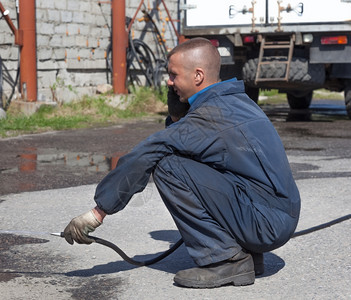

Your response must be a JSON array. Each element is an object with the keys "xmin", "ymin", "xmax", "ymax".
[
  {"xmin": 0, "ymin": 2, "xmax": 17, "ymax": 36},
  {"xmin": 112, "ymin": 0, "xmax": 128, "ymax": 94},
  {"xmin": 19, "ymin": 0, "xmax": 37, "ymax": 101}
]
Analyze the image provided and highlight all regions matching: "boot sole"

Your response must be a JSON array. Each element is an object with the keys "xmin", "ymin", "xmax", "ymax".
[{"xmin": 174, "ymin": 270, "xmax": 255, "ymax": 288}]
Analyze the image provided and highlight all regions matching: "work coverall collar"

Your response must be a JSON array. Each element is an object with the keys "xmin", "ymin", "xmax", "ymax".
[{"xmin": 188, "ymin": 78, "xmax": 243, "ymax": 110}]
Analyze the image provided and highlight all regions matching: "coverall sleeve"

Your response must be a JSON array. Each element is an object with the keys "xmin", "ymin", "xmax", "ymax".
[
  {"xmin": 94, "ymin": 130, "xmax": 173, "ymax": 214},
  {"xmin": 94, "ymin": 111, "xmax": 226, "ymax": 215}
]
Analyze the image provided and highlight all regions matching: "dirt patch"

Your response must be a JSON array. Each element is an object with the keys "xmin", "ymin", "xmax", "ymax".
[
  {"xmin": 0, "ymin": 234, "xmax": 49, "ymax": 252},
  {"xmin": 0, "ymin": 234, "xmax": 49, "ymax": 282},
  {"xmin": 0, "ymin": 233, "xmax": 125, "ymax": 298},
  {"xmin": 68, "ymin": 277, "xmax": 124, "ymax": 300}
]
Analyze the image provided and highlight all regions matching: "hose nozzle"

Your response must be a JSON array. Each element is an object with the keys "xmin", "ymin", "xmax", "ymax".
[{"xmin": 51, "ymin": 232, "xmax": 64, "ymax": 237}]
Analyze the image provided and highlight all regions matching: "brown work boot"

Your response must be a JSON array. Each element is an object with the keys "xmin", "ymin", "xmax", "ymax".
[
  {"xmin": 251, "ymin": 252, "xmax": 264, "ymax": 276},
  {"xmin": 174, "ymin": 250, "xmax": 255, "ymax": 288}
]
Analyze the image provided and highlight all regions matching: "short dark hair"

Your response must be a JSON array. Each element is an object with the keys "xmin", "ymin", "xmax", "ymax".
[
  {"xmin": 167, "ymin": 38, "xmax": 221, "ymax": 82},
  {"xmin": 167, "ymin": 38, "xmax": 215, "ymax": 60}
]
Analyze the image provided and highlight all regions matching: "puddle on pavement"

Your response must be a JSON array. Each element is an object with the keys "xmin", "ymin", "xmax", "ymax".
[
  {"xmin": 1, "ymin": 148, "xmax": 127, "ymax": 175},
  {"xmin": 0, "ymin": 147, "xmax": 128, "ymax": 194}
]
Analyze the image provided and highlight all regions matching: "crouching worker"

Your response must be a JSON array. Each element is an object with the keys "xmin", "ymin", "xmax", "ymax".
[{"xmin": 63, "ymin": 38, "xmax": 301, "ymax": 289}]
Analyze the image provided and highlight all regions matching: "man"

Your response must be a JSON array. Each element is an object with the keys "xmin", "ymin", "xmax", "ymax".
[{"xmin": 64, "ymin": 38, "xmax": 301, "ymax": 288}]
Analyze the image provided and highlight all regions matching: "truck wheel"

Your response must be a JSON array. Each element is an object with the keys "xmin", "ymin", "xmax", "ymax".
[
  {"xmin": 345, "ymin": 81, "xmax": 351, "ymax": 119},
  {"xmin": 243, "ymin": 57, "xmax": 325, "ymax": 86},
  {"xmin": 287, "ymin": 91, "xmax": 313, "ymax": 109}
]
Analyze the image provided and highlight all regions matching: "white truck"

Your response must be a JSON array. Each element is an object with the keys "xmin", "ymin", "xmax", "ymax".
[{"xmin": 180, "ymin": 0, "xmax": 351, "ymax": 118}]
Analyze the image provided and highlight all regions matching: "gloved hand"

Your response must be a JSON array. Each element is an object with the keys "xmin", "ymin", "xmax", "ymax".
[{"xmin": 64, "ymin": 210, "xmax": 102, "ymax": 245}]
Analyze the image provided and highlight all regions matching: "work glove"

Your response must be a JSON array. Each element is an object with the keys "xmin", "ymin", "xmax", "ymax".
[{"xmin": 64, "ymin": 210, "xmax": 102, "ymax": 245}]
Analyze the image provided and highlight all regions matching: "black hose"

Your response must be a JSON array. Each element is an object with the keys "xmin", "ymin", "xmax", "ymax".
[
  {"xmin": 93, "ymin": 213, "xmax": 351, "ymax": 265},
  {"xmin": 106, "ymin": 35, "xmax": 157, "ymax": 88},
  {"xmin": 141, "ymin": 9, "xmax": 168, "ymax": 60},
  {"xmin": 128, "ymin": 38, "xmax": 156, "ymax": 87},
  {"xmin": 2, "ymin": 3, "xmax": 20, "ymax": 111},
  {"xmin": 58, "ymin": 213, "xmax": 350, "ymax": 266},
  {"xmin": 90, "ymin": 235, "xmax": 184, "ymax": 266},
  {"xmin": 56, "ymin": 230, "xmax": 184, "ymax": 266},
  {"xmin": 4, "ymin": 50, "xmax": 20, "ymax": 111},
  {"xmin": 104, "ymin": 8, "xmax": 168, "ymax": 89},
  {"xmin": 58, "ymin": 232, "xmax": 183, "ymax": 266},
  {"xmin": 0, "ymin": 56, "xmax": 3, "ymax": 109},
  {"xmin": 0, "ymin": 51, "xmax": 20, "ymax": 111},
  {"xmin": 292, "ymin": 214, "xmax": 351, "ymax": 238}
]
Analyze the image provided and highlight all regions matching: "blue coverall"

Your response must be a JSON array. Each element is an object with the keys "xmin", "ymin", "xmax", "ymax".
[{"xmin": 94, "ymin": 79, "xmax": 301, "ymax": 266}]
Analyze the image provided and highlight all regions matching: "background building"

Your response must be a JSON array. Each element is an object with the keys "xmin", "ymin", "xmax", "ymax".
[{"xmin": 0, "ymin": 0, "xmax": 179, "ymax": 104}]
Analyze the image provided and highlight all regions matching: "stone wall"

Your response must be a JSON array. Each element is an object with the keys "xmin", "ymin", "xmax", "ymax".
[{"xmin": 0, "ymin": 0, "xmax": 179, "ymax": 103}]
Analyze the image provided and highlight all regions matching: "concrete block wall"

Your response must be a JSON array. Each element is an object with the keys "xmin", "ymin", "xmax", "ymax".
[
  {"xmin": 0, "ymin": 0, "xmax": 18, "ymax": 103},
  {"xmin": 0, "ymin": 0, "xmax": 179, "ymax": 103}
]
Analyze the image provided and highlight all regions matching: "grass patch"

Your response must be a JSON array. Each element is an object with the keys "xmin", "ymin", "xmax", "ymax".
[
  {"xmin": 0, "ymin": 87, "xmax": 167, "ymax": 138},
  {"xmin": 257, "ymin": 88, "xmax": 344, "ymax": 107},
  {"xmin": 0, "ymin": 104, "xmax": 92, "ymax": 137},
  {"xmin": 258, "ymin": 89, "xmax": 287, "ymax": 106},
  {"xmin": 313, "ymin": 89, "xmax": 344, "ymax": 100},
  {"xmin": 118, "ymin": 85, "xmax": 167, "ymax": 117}
]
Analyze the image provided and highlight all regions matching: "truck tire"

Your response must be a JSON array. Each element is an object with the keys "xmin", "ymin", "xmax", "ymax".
[
  {"xmin": 287, "ymin": 91, "xmax": 313, "ymax": 109},
  {"xmin": 243, "ymin": 57, "xmax": 325, "ymax": 86},
  {"xmin": 345, "ymin": 81, "xmax": 351, "ymax": 119}
]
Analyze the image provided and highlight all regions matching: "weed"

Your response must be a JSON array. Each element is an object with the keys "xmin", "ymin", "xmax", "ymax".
[
  {"xmin": 0, "ymin": 87, "xmax": 167, "ymax": 138},
  {"xmin": 50, "ymin": 77, "xmax": 78, "ymax": 105}
]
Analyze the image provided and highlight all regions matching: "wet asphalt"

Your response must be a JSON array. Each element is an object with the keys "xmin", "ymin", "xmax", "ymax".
[
  {"xmin": 0, "ymin": 119, "xmax": 165, "ymax": 196},
  {"xmin": 1, "ymin": 99, "xmax": 350, "ymax": 196},
  {"xmin": 0, "ymin": 99, "xmax": 350, "ymax": 299}
]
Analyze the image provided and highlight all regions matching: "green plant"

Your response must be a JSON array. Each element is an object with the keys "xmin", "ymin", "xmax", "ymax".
[
  {"xmin": 313, "ymin": 89, "xmax": 343, "ymax": 100},
  {"xmin": 0, "ymin": 87, "xmax": 167, "ymax": 138},
  {"xmin": 125, "ymin": 86, "xmax": 167, "ymax": 115},
  {"xmin": 50, "ymin": 77, "xmax": 78, "ymax": 105},
  {"xmin": 257, "ymin": 89, "xmax": 287, "ymax": 106},
  {"xmin": 260, "ymin": 89, "xmax": 280, "ymax": 97},
  {"xmin": 0, "ymin": 105, "xmax": 91, "ymax": 137}
]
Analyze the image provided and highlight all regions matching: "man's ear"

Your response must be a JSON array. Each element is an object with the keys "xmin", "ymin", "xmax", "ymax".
[{"xmin": 194, "ymin": 68, "xmax": 204, "ymax": 85}]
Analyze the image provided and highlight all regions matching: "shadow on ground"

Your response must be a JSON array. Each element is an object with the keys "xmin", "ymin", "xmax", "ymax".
[{"xmin": 64, "ymin": 230, "xmax": 285, "ymax": 278}]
